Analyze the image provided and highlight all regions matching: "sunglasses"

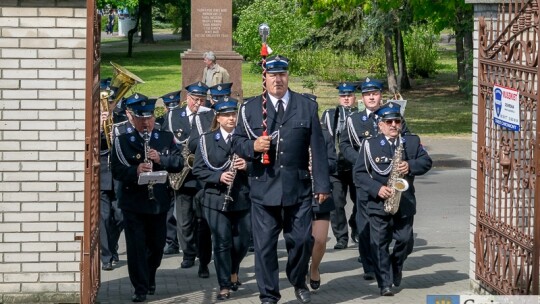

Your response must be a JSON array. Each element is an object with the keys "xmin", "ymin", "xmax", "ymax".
[
  {"xmin": 189, "ymin": 95, "xmax": 206, "ymax": 104},
  {"xmin": 383, "ymin": 119, "xmax": 402, "ymax": 125}
]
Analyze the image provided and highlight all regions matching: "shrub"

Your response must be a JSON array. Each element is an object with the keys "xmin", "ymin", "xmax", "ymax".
[
  {"xmin": 234, "ymin": 0, "xmax": 311, "ymax": 61},
  {"xmin": 404, "ymin": 24, "xmax": 439, "ymax": 78}
]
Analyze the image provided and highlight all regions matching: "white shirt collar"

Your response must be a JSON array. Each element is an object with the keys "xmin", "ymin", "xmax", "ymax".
[
  {"xmin": 220, "ymin": 127, "xmax": 234, "ymax": 142},
  {"xmin": 268, "ymin": 90, "xmax": 290, "ymax": 110}
]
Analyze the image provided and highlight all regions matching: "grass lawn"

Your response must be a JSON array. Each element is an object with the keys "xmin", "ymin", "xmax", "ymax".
[{"xmin": 101, "ymin": 41, "xmax": 471, "ymax": 135}]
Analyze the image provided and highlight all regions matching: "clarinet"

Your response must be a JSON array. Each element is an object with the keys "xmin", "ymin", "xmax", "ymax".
[
  {"xmin": 221, "ymin": 154, "xmax": 239, "ymax": 211},
  {"xmin": 142, "ymin": 128, "xmax": 155, "ymax": 200}
]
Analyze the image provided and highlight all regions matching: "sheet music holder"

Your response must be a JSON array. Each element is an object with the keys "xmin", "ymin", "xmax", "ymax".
[{"xmin": 138, "ymin": 170, "xmax": 168, "ymax": 185}]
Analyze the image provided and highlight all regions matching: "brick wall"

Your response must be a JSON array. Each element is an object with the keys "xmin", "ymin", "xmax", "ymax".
[{"xmin": 0, "ymin": 0, "xmax": 86, "ymax": 302}]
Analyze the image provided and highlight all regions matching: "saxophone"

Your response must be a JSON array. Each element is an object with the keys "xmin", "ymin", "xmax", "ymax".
[
  {"xmin": 169, "ymin": 142, "xmax": 194, "ymax": 190},
  {"xmin": 383, "ymin": 135, "xmax": 409, "ymax": 215},
  {"xmin": 221, "ymin": 154, "xmax": 239, "ymax": 211}
]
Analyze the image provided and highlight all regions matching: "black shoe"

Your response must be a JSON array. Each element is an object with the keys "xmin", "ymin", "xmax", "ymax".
[
  {"xmin": 333, "ymin": 240, "xmax": 348, "ymax": 250},
  {"xmin": 351, "ymin": 228, "xmax": 359, "ymax": 243},
  {"xmin": 261, "ymin": 302, "xmax": 277, "ymax": 304},
  {"xmin": 163, "ymin": 244, "xmax": 180, "ymax": 255},
  {"xmin": 363, "ymin": 272, "xmax": 375, "ymax": 280},
  {"xmin": 294, "ymin": 286, "xmax": 311, "ymax": 303},
  {"xmin": 181, "ymin": 259, "xmax": 194, "ymax": 269},
  {"xmin": 248, "ymin": 245, "xmax": 255, "ymax": 252},
  {"xmin": 148, "ymin": 285, "xmax": 156, "ymax": 295},
  {"xmin": 101, "ymin": 262, "xmax": 113, "ymax": 271},
  {"xmin": 380, "ymin": 286, "xmax": 394, "ymax": 296},
  {"xmin": 309, "ymin": 269, "xmax": 320, "ymax": 290},
  {"xmin": 231, "ymin": 280, "xmax": 242, "ymax": 291},
  {"xmin": 393, "ymin": 269, "xmax": 402, "ymax": 287},
  {"xmin": 198, "ymin": 265, "xmax": 210, "ymax": 278},
  {"xmin": 216, "ymin": 290, "xmax": 230, "ymax": 301},
  {"xmin": 131, "ymin": 294, "xmax": 147, "ymax": 302},
  {"xmin": 112, "ymin": 254, "xmax": 119, "ymax": 264}
]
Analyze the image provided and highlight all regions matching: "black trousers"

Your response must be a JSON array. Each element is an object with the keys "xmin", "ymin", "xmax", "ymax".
[
  {"xmin": 99, "ymin": 189, "xmax": 123, "ymax": 264},
  {"xmin": 356, "ymin": 193, "xmax": 375, "ymax": 273},
  {"xmin": 329, "ymin": 170, "xmax": 357, "ymax": 242},
  {"xmin": 369, "ymin": 214, "xmax": 414, "ymax": 288},
  {"xmin": 165, "ymin": 197, "xmax": 179, "ymax": 249},
  {"xmin": 194, "ymin": 190, "xmax": 212, "ymax": 267},
  {"xmin": 122, "ymin": 210, "xmax": 167, "ymax": 295},
  {"xmin": 252, "ymin": 201, "xmax": 313, "ymax": 303},
  {"xmin": 174, "ymin": 188, "xmax": 198, "ymax": 260},
  {"xmin": 204, "ymin": 207, "xmax": 251, "ymax": 289}
]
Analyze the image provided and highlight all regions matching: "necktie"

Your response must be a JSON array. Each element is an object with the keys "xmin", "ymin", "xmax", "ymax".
[
  {"xmin": 226, "ymin": 134, "xmax": 232, "ymax": 144},
  {"xmin": 276, "ymin": 99, "xmax": 284, "ymax": 123},
  {"xmin": 188, "ymin": 113, "xmax": 194, "ymax": 125},
  {"xmin": 389, "ymin": 139, "xmax": 396, "ymax": 155}
]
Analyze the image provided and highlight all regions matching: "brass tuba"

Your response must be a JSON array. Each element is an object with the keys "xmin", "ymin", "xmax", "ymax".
[{"xmin": 101, "ymin": 62, "xmax": 145, "ymax": 150}]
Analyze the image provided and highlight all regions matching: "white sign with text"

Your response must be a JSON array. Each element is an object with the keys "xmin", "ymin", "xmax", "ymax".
[{"xmin": 493, "ymin": 85, "xmax": 520, "ymax": 131}]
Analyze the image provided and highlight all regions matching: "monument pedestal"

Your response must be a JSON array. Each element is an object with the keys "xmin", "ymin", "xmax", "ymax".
[{"xmin": 180, "ymin": 50, "xmax": 243, "ymax": 100}]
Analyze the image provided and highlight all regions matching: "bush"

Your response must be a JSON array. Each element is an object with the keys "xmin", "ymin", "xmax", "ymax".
[
  {"xmin": 233, "ymin": 0, "xmax": 311, "ymax": 61},
  {"xmin": 404, "ymin": 24, "xmax": 439, "ymax": 78}
]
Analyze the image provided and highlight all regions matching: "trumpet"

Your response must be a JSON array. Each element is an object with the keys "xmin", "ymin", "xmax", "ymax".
[{"xmin": 221, "ymin": 154, "xmax": 239, "ymax": 212}]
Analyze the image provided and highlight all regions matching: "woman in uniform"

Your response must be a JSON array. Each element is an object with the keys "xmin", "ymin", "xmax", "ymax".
[{"xmin": 192, "ymin": 97, "xmax": 251, "ymax": 301}]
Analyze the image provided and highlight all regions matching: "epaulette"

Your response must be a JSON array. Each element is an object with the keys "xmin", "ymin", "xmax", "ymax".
[
  {"xmin": 242, "ymin": 96, "xmax": 256, "ymax": 104},
  {"xmin": 113, "ymin": 121, "xmax": 134, "ymax": 136},
  {"xmin": 301, "ymin": 93, "xmax": 317, "ymax": 102},
  {"xmin": 198, "ymin": 106, "xmax": 212, "ymax": 113}
]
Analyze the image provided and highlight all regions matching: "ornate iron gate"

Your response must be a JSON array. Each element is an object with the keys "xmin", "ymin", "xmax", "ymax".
[
  {"xmin": 476, "ymin": 0, "xmax": 540, "ymax": 295},
  {"xmin": 77, "ymin": 0, "xmax": 101, "ymax": 303}
]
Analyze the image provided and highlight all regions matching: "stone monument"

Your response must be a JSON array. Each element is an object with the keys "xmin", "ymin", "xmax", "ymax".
[{"xmin": 181, "ymin": 0, "xmax": 243, "ymax": 100}]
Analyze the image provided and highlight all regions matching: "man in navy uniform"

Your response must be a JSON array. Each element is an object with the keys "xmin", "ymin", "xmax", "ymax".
[
  {"xmin": 233, "ymin": 55, "xmax": 331, "ymax": 304},
  {"xmin": 111, "ymin": 93, "xmax": 183, "ymax": 302},
  {"xmin": 99, "ymin": 79, "xmax": 123, "ymax": 271},
  {"xmin": 159, "ymin": 90, "xmax": 182, "ymax": 255},
  {"xmin": 339, "ymin": 77, "xmax": 386, "ymax": 280},
  {"xmin": 321, "ymin": 82, "xmax": 358, "ymax": 250},
  {"xmin": 353, "ymin": 102, "xmax": 431, "ymax": 296}
]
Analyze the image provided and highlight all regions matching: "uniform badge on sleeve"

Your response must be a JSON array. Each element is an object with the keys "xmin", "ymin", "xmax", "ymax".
[
  {"xmin": 380, "ymin": 139, "xmax": 386, "ymax": 146},
  {"xmin": 130, "ymin": 136, "xmax": 136, "ymax": 142}
]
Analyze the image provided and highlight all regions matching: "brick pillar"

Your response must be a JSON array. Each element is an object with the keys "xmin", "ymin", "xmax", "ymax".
[{"xmin": 0, "ymin": 1, "xmax": 86, "ymax": 302}]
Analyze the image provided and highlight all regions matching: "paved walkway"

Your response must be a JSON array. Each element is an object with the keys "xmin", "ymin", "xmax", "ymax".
[{"xmin": 97, "ymin": 135, "xmax": 474, "ymax": 303}]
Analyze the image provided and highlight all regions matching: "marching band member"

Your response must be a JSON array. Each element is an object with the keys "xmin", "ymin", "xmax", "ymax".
[
  {"xmin": 232, "ymin": 55, "xmax": 330, "ymax": 304},
  {"xmin": 353, "ymin": 102, "xmax": 431, "ymax": 296},
  {"xmin": 192, "ymin": 97, "xmax": 251, "ymax": 301},
  {"xmin": 322, "ymin": 82, "xmax": 359, "ymax": 250},
  {"xmin": 111, "ymin": 93, "xmax": 183, "ymax": 302}
]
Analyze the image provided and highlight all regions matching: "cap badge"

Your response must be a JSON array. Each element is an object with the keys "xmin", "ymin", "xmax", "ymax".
[
  {"xmin": 380, "ymin": 139, "xmax": 386, "ymax": 146},
  {"xmin": 365, "ymin": 77, "xmax": 370, "ymax": 82},
  {"xmin": 217, "ymin": 85, "xmax": 222, "ymax": 90},
  {"xmin": 169, "ymin": 95, "xmax": 174, "ymax": 99},
  {"xmin": 198, "ymin": 82, "xmax": 202, "ymax": 86},
  {"xmin": 389, "ymin": 103, "xmax": 394, "ymax": 108},
  {"xmin": 224, "ymin": 96, "xmax": 229, "ymax": 101},
  {"xmin": 342, "ymin": 83, "xmax": 346, "ymax": 87},
  {"xmin": 134, "ymin": 93, "xmax": 139, "ymax": 99}
]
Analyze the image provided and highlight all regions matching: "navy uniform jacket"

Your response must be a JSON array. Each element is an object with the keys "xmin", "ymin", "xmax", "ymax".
[
  {"xmin": 321, "ymin": 105, "xmax": 356, "ymax": 172},
  {"xmin": 232, "ymin": 91, "xmax": 331, "ymax": 206},
  {"xmin": 339, "ymin": 109, "xmax": 379, "ymax": 166},
  {"xmin": 188, "ymin": 107, "xmax": 214, "ymax": 153},
  {"xmin": 100, "ymin": 131, "xmax": 114, "ymax": 191},
  {"xmin": 192, "ymin": 129, "xmax": 250, "ymax": 212},
  {"xmin": 111, "ymin": 129, "xmax": 183, "ymax": 214},
  {"xmin": 161, "ymin": 105, "xmax": 200, "ymax": 189},
  {"xmin": 312, "ymin": 127, "xmax": 337, "ymax": 214},
  {"xmin": 353, "ymin": 133, "xmax": 432, "ymax": 217}
]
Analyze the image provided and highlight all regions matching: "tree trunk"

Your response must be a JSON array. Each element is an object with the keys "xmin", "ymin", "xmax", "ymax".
[
  {"xmin": 139, "ymin": 0, "xmax": 154, "ymax": 44},
  {"xmin": 127, "ymin": 10, "xmax": 140, "ymax": 58},
  {"xmin": 455, "ymin": 32, "xmax": 465, "ymax": 82},
  {"xmin": 180, "ymin": 0, "xmax": 191, "ymax": 41},
  {"xmin": 395, "ymin": 28, "xmax": 411, "ymax": 91},
  {"xmin": 464, "ymin": 27, "xmax": 473, "ymax": 84},
  {"xmin": 384, "ymin": 34, "xmax": 398, "ymax": 95}
]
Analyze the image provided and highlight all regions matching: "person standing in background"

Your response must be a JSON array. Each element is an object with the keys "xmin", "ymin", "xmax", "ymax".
[{"xmin": 201, "ymin": 51, "xmax": 230, "ymax": 87}]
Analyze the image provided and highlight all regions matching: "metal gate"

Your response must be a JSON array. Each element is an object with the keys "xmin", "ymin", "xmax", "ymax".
[
  {"xmin": 476, "ymin": 0, "xmax": 540, "ymax": 295},
  {"xmin": 77, "ymin": 0, "xmax": 101, "ymax": 303}
]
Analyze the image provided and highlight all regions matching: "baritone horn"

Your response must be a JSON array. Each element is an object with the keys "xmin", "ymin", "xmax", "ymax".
[{"xmin": 100, "ymin": 62, "xmax": 145, "ymax": 150}]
